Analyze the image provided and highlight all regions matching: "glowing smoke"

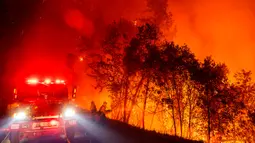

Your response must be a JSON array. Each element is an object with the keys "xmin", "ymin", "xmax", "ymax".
[
  {"xmin": 63, "ymin": 0, "xmax": 255, "ymax": 79},
  {"xmin": 4, "ymin": 0, "xmax": 255, "ymax": 106},
  {"xmin": 168, "ymin": 0, "xmax": 255, "ymax": 78}
]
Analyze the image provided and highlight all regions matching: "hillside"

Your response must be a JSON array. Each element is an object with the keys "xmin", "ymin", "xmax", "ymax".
[
  {"xmin": 77, "ymin": 113, "xmax": 204, "ymax": 143},
  {"xmin": 109, "ymin": 120, "xmax": 203, "ymax": 143},
  {"xmin": 104, "ymin": 119, "xmax": 203, "ymax": 143}
]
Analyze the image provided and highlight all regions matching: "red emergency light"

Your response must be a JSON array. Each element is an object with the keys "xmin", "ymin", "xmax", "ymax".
[
  {"xmin": 55, "ymin": 79, "xmax": 61, "ymax": 84},
  {"xmin": 55, "ymin": 79, "xmax": 65, "ymax": 84},
  {"xmin": 26, "ymin": 78, "xmax": 65, "ymax": 85},
  {"xmin": 27, "ymin": 78, "xmax": 39, "ymax": 84},
  {"xmin": 44, "ymin": 79, "xmax": 51, "ymax": 84}
]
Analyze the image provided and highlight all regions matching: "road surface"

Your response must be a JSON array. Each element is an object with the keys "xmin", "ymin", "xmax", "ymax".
[
  {"xmin": 0, "ymin": 114, "xmax": 126, "ymax": 143},
  {"xmin": 0, "ymin": 126, "xmax": 98, "ymax": 143},
  {"xmin": 0, "ymin": 116, "xmax": 102, "ymax": 143}
]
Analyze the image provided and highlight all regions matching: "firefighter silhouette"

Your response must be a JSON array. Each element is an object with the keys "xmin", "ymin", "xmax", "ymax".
[
  {"xmin": 99, "ymin": 101, "xmax": 107, "ymax": 114},
  {"xmin": 98, "ymin": 101, "xmax": 107, "ymax": 125},
  {"xmin": 90, "ymin": 101, "xmax": 97, "ymax": 122},
  {"xmin": 90, "ymin": 101, "xmax": 97, "ymax": 113}
]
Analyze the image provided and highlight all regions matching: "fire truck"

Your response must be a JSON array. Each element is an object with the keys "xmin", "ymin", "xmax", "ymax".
[{"xmin": 6, "ymin": 77, "xmax": 78, "ymax": 143}]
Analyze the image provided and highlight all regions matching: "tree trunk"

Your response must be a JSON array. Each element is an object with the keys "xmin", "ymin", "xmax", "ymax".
[
  {"xmin": 207, "ymin": 106, "xmax": 211, "ymax": 143},
  {"xmin": 173, "ymin": 76, "xmax": 182, "ymax": 137},
  {"xmin": 142, "ymin": 94, "xmax": 148, "ymax": 129},
  {"xmin": 207, "ymin": 108, "xmax": 211, "ymax": 143},
  {"xmin": 142, "ymin": 79, "xmax": 150, "ymax": 129},
  {"xmin": 171, "ymin": 104, "xmax": 177, "ymax": 136},
  {"xmin": 164, "ymin": 78, "xmax": 177, "ymax": 136},
  {"xmin": 177, "ymin": 93, "xmax": 183, "ymax": 137},
  {"xmin": 150, "ymin": 101, "xmax": 160, "ymax": 129},
  {"xmin": 126, "ymin": 76, "xmax": 145, "ymax": 122},
  {"xmin": 233, "ymin": 120, "xmax": 236, "ymax": 143},
  {"xmin": 187, "ymin": 83, "xmax": 193, "ymax": 138},
  {"xmin": 123, "ymin": 77, "xmax": 129, "ymax": 123},
  {"xmin": 115, "ymin": 106, "xmax": 121, "ymax": 120},
  {"xmin": 164, "ymin": 77, "xmax": 177, "ymax": 136},
  {"xmin": 188, "ymin": 92, "xmax": 192, "ymax": 139},
  {"xmin": 123, "ymin": 89, "xmax": 127, "ymax": 122},
  {"xmin": 207, "ymin": 92, "xmax": 211, "ymax": 143}
]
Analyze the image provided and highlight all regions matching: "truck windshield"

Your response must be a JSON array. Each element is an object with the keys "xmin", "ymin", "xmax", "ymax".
[{"xmin": 17, "ymin": 84, "xmax": 68, "ymax": 101}]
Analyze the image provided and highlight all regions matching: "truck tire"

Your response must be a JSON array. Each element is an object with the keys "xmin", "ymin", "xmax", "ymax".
[
  {"xmin": 9, "ymin": 131, "xmax": 20, "ymax": 143},
  {"xmin": 66, "ymin": 127, "xmax": 75, "ymax": 141}
]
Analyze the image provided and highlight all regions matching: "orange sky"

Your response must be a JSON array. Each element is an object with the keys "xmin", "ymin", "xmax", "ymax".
[{"xmin": 168, "ymin": 0, "xmax": 255, "ymax": 78}]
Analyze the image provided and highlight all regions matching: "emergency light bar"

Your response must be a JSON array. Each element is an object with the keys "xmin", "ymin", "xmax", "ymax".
[
  {"xmin": 26, "ymin": 78, "xmax": 66, "ymax": 85},
  {"xmin": 44, "ymin": 78, "xmax": 51, "ymax": 84},
  {"xmin": 27, "ymin": 78, "xmax": 38, "ymax": 84}
]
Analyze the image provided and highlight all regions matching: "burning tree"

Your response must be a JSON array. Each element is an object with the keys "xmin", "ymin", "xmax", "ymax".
[
  {"xmin": 193, "ymin": 57, "xmax": 229, "ymax": 143},
  {"xmin": 85, "ymin": 20, "xmax": 255, "ymax": 143},
  {"xmin": 87, "ymin": 19, "xmax": 137, "ymax": 123},
  {"xmin": 87, "ymin": 21, "xmax": 203, "ymax": 135}
]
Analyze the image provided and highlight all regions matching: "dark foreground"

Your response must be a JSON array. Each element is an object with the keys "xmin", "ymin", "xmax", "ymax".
[
  {"xmin": 98, "ymin": 119, "xmax": 203, "ymax": 143},
  {"xmin": 0, "ymin": 115, "xmax": 203, "ymax": 143}
]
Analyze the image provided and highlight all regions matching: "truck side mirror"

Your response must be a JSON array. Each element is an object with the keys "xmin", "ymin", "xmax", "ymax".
[
  {"xmin": 72, "ymin": 86, "xmax": 77, "ymax": 99},
  {"xmin": 13, "ymin": 88, "xmax": 18, "ymax": 100}
]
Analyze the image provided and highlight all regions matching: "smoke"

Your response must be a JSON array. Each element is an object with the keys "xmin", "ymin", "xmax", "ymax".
[
  {"xmin": 3, "ymin": 0, "xmax": 255, "ymax": 106},
  {"xmin": 61, "ymin": 0, "xmax": 255, "ymax": 80},
  {"xmin": 168, "ymin": 0, "xmax": 255, "ymax": 78}
]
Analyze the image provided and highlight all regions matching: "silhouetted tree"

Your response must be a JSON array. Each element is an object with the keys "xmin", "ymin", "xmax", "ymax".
[
  {"xmin": 196, "ymin": 57, "xmax": 228, "ymax": 143},
  {"xmin": 231, "ymin": 70, "xmax": 255, "ymax": 142}
]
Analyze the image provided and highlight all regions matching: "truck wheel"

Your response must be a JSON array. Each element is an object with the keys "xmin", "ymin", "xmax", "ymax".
[
  {"xmin": 66, "ymin": 127, "xmax": 75, "ymax": 141},
  {"xmin": 9, "ymin": 131, "xmax": 20, "ymax": 143}
]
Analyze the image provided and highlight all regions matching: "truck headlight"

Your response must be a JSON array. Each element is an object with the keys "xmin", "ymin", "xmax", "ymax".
[
  {"xmin": 14, "ymin": 112, "xmax": 27, "ymax": 120},
  {"xmin": 64, "ymin": 108, "xmax": 76, "ymax": 117}
]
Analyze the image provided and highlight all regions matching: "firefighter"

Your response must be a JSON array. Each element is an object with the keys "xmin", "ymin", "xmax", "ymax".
[
  {"xmin": 98, "ymin": 101, "xmax": 107, "ymax": 125},
  {"xmin": 90, "ymin": 101, "xmax": 97, "ymax": 121},
  {"xmin": 90, "ymin": 101, "xmax": 97, "ymax": 113},
  {"xmin": 99, "ymin": 102, "xmax": 107, "ymax": 114}
]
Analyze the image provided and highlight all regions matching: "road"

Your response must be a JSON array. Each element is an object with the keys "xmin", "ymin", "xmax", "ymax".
[
  {"xmin": 0, "ymin": 114, "xmax": 129, "ymax": 143},
  {"xmin": 0, "ymin": 117, "xmax": 101, "ymax": 143},
  {"xmin": 0, "ymin": 127, "xmax": 98, "ymax": 143}
]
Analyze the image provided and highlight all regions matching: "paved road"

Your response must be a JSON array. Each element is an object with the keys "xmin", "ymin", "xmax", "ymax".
[
  {"xmin": 0, "ymin": 114, "xmax": 127, "ymax": 143},
  {"xmin": 0, "ymin": 120, "xmax": 100, "ymax": 143},
  {"xmin": 0, "ymin": 129, "xmax": 97, "ymax": 143}
]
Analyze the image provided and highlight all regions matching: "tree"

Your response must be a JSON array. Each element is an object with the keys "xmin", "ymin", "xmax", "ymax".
[
  {"xmin": 149, "ymin": 42, "xmax": 200, "ymax": 137},
  {"xmin": 88, "ymin": 21, "xmax": 161, "ymax": 123},
  {"xmin": 230, "ymin": 70, "xmax": 255, "ymax": 142},
  {"xmin": 196, "ymin": 56, "xmax": 228, "ymax": 143}
]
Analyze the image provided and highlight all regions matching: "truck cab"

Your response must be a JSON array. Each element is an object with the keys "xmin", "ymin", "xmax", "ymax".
[{"xmin": 7, "ymin": 77, "xmax": 78, "ymax": 143}]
